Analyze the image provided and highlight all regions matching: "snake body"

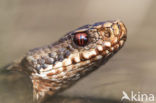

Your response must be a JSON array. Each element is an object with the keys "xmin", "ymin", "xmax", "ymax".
[{"xmin": 8, "ymin": 20, "xmax": 127, "ymax": 102}]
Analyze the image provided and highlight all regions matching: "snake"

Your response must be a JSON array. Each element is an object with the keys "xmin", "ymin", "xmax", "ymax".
[{"xmin": 6, "ymin": 20, "xmax": 127, "ymax": 103}]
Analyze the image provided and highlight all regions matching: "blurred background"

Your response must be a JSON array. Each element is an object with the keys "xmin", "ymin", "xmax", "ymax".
[{"xmin": 0, "ymin": 0, "xmax": 156, "ymax": 103}]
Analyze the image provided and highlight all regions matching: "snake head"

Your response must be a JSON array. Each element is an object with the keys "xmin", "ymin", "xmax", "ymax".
[
  {"xmin": 70, "ymin": 20, "xmax": 127, "ymax": 60},
  {"xmin": 20, "ymin": 20, "xmax": 127, "ymax": 103}
]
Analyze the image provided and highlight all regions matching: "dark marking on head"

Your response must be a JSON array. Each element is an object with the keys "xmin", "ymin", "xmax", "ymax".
[
  {"xmin": 42, "ymin": 64, "xmax": 48, "ymax": 69},
  {"xmin": 57, "ymin": 55, "xmax": 64, "ymax": 62},
  {"xmin": 48, "ymin": 52, "xmax": 57, "ymax": 58},
  {"xmin": 64, "ymin": 50, "xmax": 71, "ymax": 58},
  {"xmin": 37, "ymin": 59, "xmax": 45, "ymax": 65},
  {"xmin": 67, "ymin": 45, "xmax": 75, "ymax": 51},
  {"xmin": 45, "ymin": 58, "xmax": 54, "ymax": 64},
  {"xmin": 92, "ymin": 22, "xmax": 105, "ymax": 27},
  {"xmin": 76, "ymin": 24, "xmax": 91, "ymax": 30}
]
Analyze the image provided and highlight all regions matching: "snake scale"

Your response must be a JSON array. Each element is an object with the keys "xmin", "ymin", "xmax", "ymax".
[{"xmin": 6, "ymin": 20, "xmax": 127, "ymax": 103}]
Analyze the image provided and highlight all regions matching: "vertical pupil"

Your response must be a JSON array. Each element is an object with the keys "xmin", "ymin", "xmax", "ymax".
[{"xmin": 74, "ymin": 32, "xmax": 88, "ymax": 46}]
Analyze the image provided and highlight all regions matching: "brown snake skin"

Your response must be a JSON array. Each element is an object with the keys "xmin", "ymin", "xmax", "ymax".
[{"xmin": 7, "ymin": 20, "xmax": 127, "ymax": 103}]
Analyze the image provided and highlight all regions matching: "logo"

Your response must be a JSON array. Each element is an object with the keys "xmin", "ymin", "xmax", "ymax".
[{"xmin": 121, "ymin": 91, "xmax": 155, "ymax": 102}]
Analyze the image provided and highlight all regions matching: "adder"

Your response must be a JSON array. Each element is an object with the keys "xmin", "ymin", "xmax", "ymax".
[{"xmin": 5, "ymin": 20, "xmax": 127, "ymax": 103}]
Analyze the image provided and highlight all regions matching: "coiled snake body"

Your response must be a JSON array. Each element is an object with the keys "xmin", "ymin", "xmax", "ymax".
[{"xmin": 7, "ymin": 20, "xmax": 127, "ymax": 103}]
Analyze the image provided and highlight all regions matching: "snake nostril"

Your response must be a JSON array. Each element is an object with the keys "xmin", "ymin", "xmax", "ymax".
[{"xmin": 104, "ymin": 31, "xmax": 111, "ymax": 38}]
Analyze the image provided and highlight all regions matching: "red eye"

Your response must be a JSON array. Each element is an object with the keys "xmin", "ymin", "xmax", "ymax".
[{"xmin": 73, "ymin": 32, "xmax": 88, "ymax": 46}]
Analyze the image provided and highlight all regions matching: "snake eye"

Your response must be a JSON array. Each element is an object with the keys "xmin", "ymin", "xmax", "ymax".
[{"xmin": 73, "ymin": 32, "xmax": 88, "ymax": 46}]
